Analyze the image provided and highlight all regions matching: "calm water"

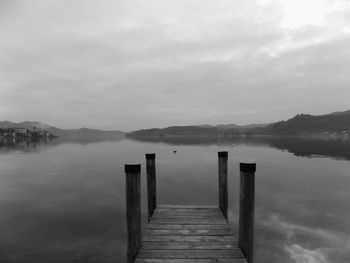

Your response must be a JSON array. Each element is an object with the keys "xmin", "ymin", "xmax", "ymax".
[{"xmin": 0, "ymin": 137, "xmax": 349, "ymax": 263}]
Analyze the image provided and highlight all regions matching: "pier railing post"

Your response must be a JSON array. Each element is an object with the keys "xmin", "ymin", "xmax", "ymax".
[
  {"xmin": 146, "ymin": 153, "xmax": 157, "ymax": 222},
  {"xmin": 125, "ymin": 164, "xmax": 141, "ymax": 263},
  {"xmin": 239, "ymin": 162, "xmax": 256, "ymax": 263},
  {"xmin": 218, "ymin": 151, "xmax": 228, "ymax": 220}
]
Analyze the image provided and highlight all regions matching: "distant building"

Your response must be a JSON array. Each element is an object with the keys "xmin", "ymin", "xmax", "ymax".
[{"xmin": 15, "ymin": 127, "xmax": 27, "ymax": 134}]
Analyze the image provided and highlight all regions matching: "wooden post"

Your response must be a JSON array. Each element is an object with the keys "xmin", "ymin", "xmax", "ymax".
[
  {"xmin": 239, "ymin": 162, "xmax": 256, "ymax": 263},
  {"xmin": 146, "ymin": 153, "xmax": 157, "ymax": 222},
  {"xmin": 218, "ymin": 151, "xmax": 228, "ymax": 220},
  {"xmin": 125, "ymin": 164, "xmax": 141, "ymax": 263}
]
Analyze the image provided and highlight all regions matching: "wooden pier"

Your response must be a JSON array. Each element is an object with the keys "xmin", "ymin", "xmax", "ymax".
[{"xmin": 125, "ymin": 152, "xmax": 256, "ymax": 263}]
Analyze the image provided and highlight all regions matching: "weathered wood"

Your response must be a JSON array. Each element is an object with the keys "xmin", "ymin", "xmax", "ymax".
[
  {"xmin": 155, "ymin": 211, "xmax": 221, "ymax": 216},
  {"xmin": 137, "ymin": 249, "xmax": 245, "ymax": 259},
  {"xmin": 150, "ymin": 220, "xmax": 228, "ymax": 225},
  {"xmin": 155, "ymin": 213, "xmax": 222, "ymax": 218},
  {"xmin": 145, "ymin": 229, "xmax": 235, "ymax": 236},
  {"xmin": 154, "ymin": 214, "xmax": 222, "ymax": 217},
  {"xmin": 152, "ymin": 214, "xmax": 223, "ymax": 220},
  {"xmin": 143, "ymin": 235, "xmax": 236, "ymax": 242},
  {"xmin": 147, "ymin": 224, "xmax": 230, "ymax": 230},
  {"xmin": 157, "ymin": 205, "xmax": 218, "ymax": 209},
  {"xmin": 156, "ymin": 208, "xmax": 221, "ymax": 214},
  {"xmin": 146, "ymin": 153, "xmax": 157, "ymax": 222},
  {"xmin": 151, "ymin": 206, "xmax": 229, "ymax": 225},
  {"xmin": 218, "ymin": 151, "xmax": 228, "ymax": 220},
  {"xmin": 155, "ymin": 208, "xmax": 221, "ymax": 215},
  {"xmin": 125, "ymin": 164, "xmax": 142, "ymax": 263},
  {"xmin": 134, "ymin": 205, "xmax": 246, "ymax": 262},
  {"xmin": 141, "ymin": 241, "xmax": 238, "ymax": 250},
  {"xmin": 125, "ymin": 152, "xmax": 254, "ymax": 263},
  {"xmin": 156, "ymin": 210, "xmax": 221, "ymax": 215},
  {"xmin": 238, "ymin": 163, "xmax": 256, "ymax": 263},
  {"xmin": 135, "ymin": 259, "xmax": 247, "ymax": 263}
]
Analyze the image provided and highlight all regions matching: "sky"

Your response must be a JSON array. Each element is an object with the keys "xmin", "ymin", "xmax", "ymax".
[{"xmin": 0, "ymin": 0, "xmax": 349, "ymax": 131}]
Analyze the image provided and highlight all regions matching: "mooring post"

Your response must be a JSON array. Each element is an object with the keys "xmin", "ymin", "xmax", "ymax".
[
  {"xmin": 218, "ymin": 151, "xmax": 228, "ymax": 220},
  {"xmin": 125, "ymin": 164, "xmax": 141, "ymax": 263},
  {"xmin": 146, "ymin": 153, "xmax": 157, "ymax": 222},
  {"xmin": 239, "ymin": 162, "xmax": 256, "ymax": 263}
]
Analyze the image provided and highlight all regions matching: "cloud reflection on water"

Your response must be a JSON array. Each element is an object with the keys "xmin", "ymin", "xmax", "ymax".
[
  {"xmin": 259, "ymin": 214, "xmax": 350, "ymax": 263},
  {"xmin": 286, "ymin": 244, "xmax": 327, "ymax": 263}
]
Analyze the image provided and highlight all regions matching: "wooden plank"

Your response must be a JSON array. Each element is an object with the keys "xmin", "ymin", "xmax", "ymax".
[
  {"xmin": 141, "ymin": 241, "xmax": 238, "ymax": 250},
  {"xmin": 157, "ymin": 205, "xmax": 218, "ymax": 209},
  {"xmin": 154, "ymin": 212, "xmax": 222, "ymax": 216},
  {"xmin": 154, "ymin": 211, "xmax": 222, "ymax": 216},
  {"xmin": 147, "ymin": 224, "xmax": 230, "ymax": 230},
  {"xmin": 153, "ymin": 213, "xmax": 223, "ymax": 217},
  {"xmin": 156, "ymin": 207, "xmax": 221, "ymax": 212},
  {"xmin": 155, "ymin": 211, "xmax": 222, "ymax": 216},
  {"xmin": 142, "ymin": 236, "xmax": 236, "ymax": 242},
  {"xmin": 137, "ymin": 249, "xmax": 245, "ymax": 259},
  {"xmin": 152, "ymin": 215, "xmax": 224, "ymax": 221},
  {"xmin": 151, "ymin": 222, "xmax": 227, "ymax": 225},
  {"xmin": 154, "ymin": 214, "xmax": 223, "ymax": 219},
  {"xmin": 154, "ymin": 213, "xmax": 223, "ymax": 218},
  {"xmin": 136, "ymin": 259, "xmax": 247, "ymax": 263},
  {"xmin": 145, "ymin": 229, "xmax": 234, "ymax": 236},
  {"xmin": 134, "ymin": 204, "xmax": 247, "ymax": 263}
]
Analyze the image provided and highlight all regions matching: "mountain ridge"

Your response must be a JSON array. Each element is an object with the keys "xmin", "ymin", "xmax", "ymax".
[
  {"xmin": 127, "ymin": 109, "xmax": 350, "ymax": 137},
  {"xmin": 2, "ymin": 109, "xmax": 350, "ymax": 138}
]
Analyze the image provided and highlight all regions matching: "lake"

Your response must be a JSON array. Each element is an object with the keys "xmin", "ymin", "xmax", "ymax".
[{"xmin": 0, "ymin": 136, "xmax": 349, "ymax": 263}]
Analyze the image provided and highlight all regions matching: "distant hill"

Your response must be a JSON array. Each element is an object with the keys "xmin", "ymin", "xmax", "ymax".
[
  {"xmin": 128, "ymin": 126, "xmax": 223, "ymax": 137},
  {"xmin": 329, "ymin": 110, "xmax": 350, "ymax": 116},
  {"xmin": 197, "ymin": 123, "xmax": 268, "ymax": 129},
  {"xmin": 127, "ymin": 109, "xmax": 350, "ymax": 137},
  {"xmin": 265, "ymin": 110, "xmax": 350, "ymax": 135},
  {"xmin": 216, "ymin": 123, "xmax": 268, "ymax": 129},
  {"xmin": 3, "ymin": 109, "xmax": 350, "ymax": 139},
  {"xmin": 0, "ymin": 121, "xmax": 125, "ymax": 139}
]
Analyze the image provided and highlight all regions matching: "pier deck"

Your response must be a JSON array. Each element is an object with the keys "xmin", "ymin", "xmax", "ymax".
[
  {"xmin": 125, "ymin": 152, "xmax": 256, "ymax": 263},
  {"xmin": 135, "ymin": 205, "xmax": 247, "ymax": 263}
]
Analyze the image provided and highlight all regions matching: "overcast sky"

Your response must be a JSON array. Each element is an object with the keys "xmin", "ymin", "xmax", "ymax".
[{"xmin": 0, "ymin": 0, "xmax": 349, "ymax": 131}]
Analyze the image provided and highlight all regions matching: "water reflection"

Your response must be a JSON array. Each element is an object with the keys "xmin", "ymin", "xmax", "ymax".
[
  {"xmin": 4, "ymin": 135, "xmax": 350, "ymax": 162},
  {"xmin": 0, "ymin": 137, "xmax": 125, "ymax": 153},
  {"xmin": 130, "ymin": 136, "xmax": 350, "ymax": 161},
  {"xmin": 0, "ymin": 137, "xmax": 349, "ymax": 263},
  {"xmin": 0, "ymin": 137, "xmax": 55, "ymax": 153}
]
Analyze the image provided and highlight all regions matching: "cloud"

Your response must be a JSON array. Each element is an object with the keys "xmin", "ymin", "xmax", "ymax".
[{"xmin": 0, "ymin": 0, "xmax": 349, "ymax": 129}]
